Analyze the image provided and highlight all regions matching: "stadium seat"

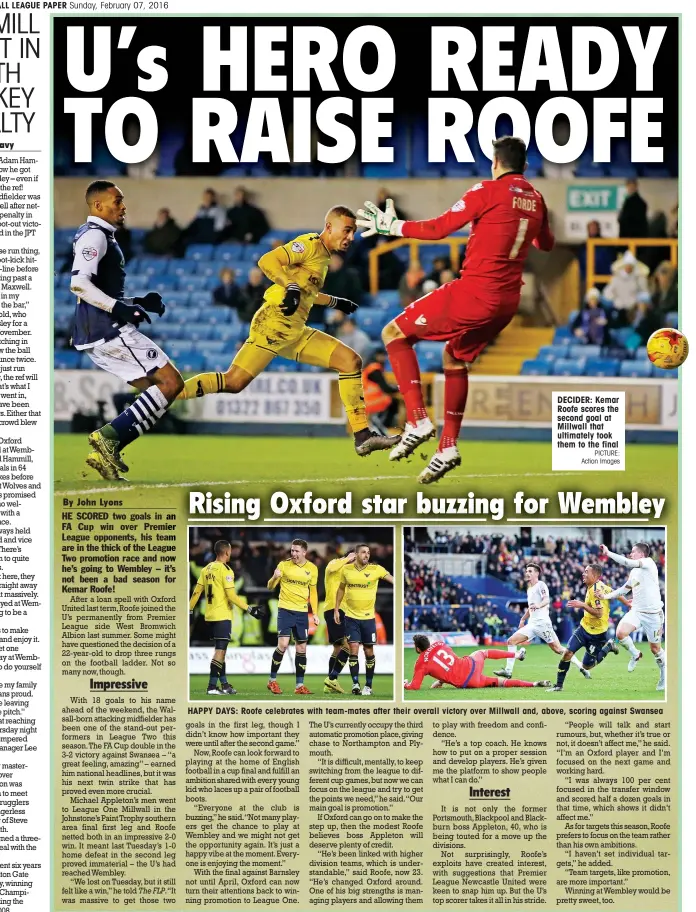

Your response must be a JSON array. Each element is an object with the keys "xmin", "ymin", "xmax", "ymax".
[
  {"xmin": 355, "ymin": 310, "xmax": 385, "ymax": 336},
  {"xmin": 553, "ymin": 327, "xmax": 573, "ymax": 343},
  {"xmin": 213, "ymin": 244, "xmax": 246, "ymax": 263},
  {"xmin": 187, "ymin": 325, "xmax": 221, "ymax": 342},
  {"xmin": 203, "ymin": 353, "xmax": 229, "ymax": 371},
  {"xmin": 665, "ymin": 311, "xmax": 679, "ymax": 329},
  {"xmin": 418, "ymin": 346, "xmax": 445, "ymax": 372},
  {"xmin": 370, "ymin": 290, "xmax": 401, "ymax": 310},
  {"xmin": 194, "ymin": 261, "xmax": 220, "ymax": 277},
  {"xmin": 163, "ymin": 291, "xmax": 191, "ymax": 307},
  {"xmin": 196, "ymin": 339, "xmax": 229, "ymax": 355},
  {"xmin": 553, "ymin": 358, "xmax": 586, "ymax": 376},
  {"xmin": 54, "ymin": 228, "xmax": 76, "ymax": 256},
  {"xmin": 566, "ymin": 309, "xmax": 579, "ymax": 328},
  {"xmin": 634, "ymin": 347, "xmax": 651, "ymax": 360},
  {"xmin": 654, "ymin": 367, "xmax": 678, "ymax": 379},
  {"xmin": 537, "ymin": 345, "xmax": 567, "ymax": 361},
  {"xmin": 54, "ymin": 350, "xmax": 82, "ymax": 369},
  {"xmin": 151, "ymin": 276, "xmax": 179, "ymax": 292},
  {"xmin": 619, "ymin": 361, "xmax": 652, "ymax": 378},
  {"xmin": 297, "ymin": 362, "xmax": 324, "ymax": 373},
  {"xmin": 166, "ymin": 259, "xmax": 197, "ymax": 276},
  {"xmin": 136, "ymin": 257, "xmax": 169, "ymax": 276},
  {"xmin": 177, "ymin": 275, "xmax": 210, "ymax": 292},
  {"xmin": 606, "ymin": 140, "xmax": 637, "ymax": 179},
  {"xmin": 521, "ymin": 359, "xmax": 551, "ymax": 376},
  {"xmin": 190, "ymin": 291, "xmax": 213, "ymax": 307},
  {"xmin": 610, "ymin": 326, "xmax": 637, "ymax": 347},
  {"xmin": 584, "ymin": 358, "xmax": 621, "ymax": 377},
  {"xmin": 185, "ymin": 244, "xmax": 215, "ymax": 261},
  {"xmin": 569, "ymin": 344, "xmax": 601, "ymax": 360},
  {"xmin": 573, "ymin": 151, "xmax": 609, "ymax": 178},
  {"xmin": 173, "ymin": 352, "xmax": 206, "ymax": 373}
]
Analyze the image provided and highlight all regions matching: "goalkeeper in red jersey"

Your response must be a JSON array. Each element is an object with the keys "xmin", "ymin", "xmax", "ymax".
[
  {"xmin": 357, "ymin": 136, "xmax": 555, "ymax": 484},
  {"xmin": 404, "ymin": 636, "xmax": 550, "ymax": 691}
]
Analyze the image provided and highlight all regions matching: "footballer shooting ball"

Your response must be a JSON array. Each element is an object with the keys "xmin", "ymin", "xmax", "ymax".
[{"xmin": 646, "ymin": 328, "xmax": 689, "ymax": 370}]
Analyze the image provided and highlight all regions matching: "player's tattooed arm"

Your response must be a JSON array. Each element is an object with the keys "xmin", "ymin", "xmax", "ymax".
[{"xmin": 384, "ymin": 573, "xmax": 395, "ymax": 585}]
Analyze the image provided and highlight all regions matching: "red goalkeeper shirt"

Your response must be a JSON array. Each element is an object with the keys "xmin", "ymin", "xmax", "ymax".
[
  {"xmin": 406, "ymin": 644, "xmax": 473, "ymax": 690},
  {"xmin": 401, "ymin": 172, "xmax": 554, "ymax": 300}
]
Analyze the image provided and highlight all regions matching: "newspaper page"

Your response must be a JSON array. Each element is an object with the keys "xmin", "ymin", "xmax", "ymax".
[{"xmin": 0, "ymin": 4, "xmax": 689, "ymax": 912}]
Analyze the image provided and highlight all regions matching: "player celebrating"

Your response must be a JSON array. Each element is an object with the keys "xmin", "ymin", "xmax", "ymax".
[
  {"xmin": 322, "ymin": 550, "xmax": 356, "ymax": 694},
  {"xmin": 598, "ymin": 543, "xmax": 666, "ymax": 691},
  {"xmin": 497, "ymin": 563, "xmax": 590, "ymax": 680},
  {"xmin": 404, "ymin": 636, "xmax": 550, "ymax": 690},
  {"xmin": 356, "ymin": 136, "xmax": 554, "ymax": 482},
  {"xmin": 177, "ymin": 206, "xmax": 398, "ymax": 457},
  {"xmin": 189, "ymin": 539, "xmax": 265, "ymax": 695},
  {"xmin": 333, "ymin": 544, "xmax": 394, "ymax": 696},
  {"xmin": 267, "ymin": 539, "xmax": 319, "ymax": 695},
  {"xmin": 70, "ymin": 181, "xmax": 183, "ymax": 481},
  {"xmin": 546, "ymin": 563, "xmax": 629, "ymax": 693}
]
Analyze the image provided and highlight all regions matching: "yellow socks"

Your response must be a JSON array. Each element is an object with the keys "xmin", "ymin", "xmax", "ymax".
[
  {"xmin": 177, "ymin": 372, "xmax": 225, "ymax": 401},
  {"xmin": 338, "ymin": 371, "xmax": 369, "ymax": 433}
]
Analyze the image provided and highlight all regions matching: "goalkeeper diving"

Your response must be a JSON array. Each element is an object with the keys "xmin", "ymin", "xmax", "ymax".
[{"xmin": 178, "ymin": 206, "xmax": 400, "ymax": 457}]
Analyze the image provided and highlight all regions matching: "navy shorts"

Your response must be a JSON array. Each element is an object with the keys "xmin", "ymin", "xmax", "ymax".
[
  {"xmin": 207, "ymin": 619, "xmax": 232, "ymax": 643},
  {"xmin": 277, "ymin": 608, "xmax": 309, "ymax": 642},
  {"xmin": 325, "ymin": 608, "xmax": 346, "ymax": 644},
  {"xmin": 567, "ymin": 626, "xmax": 609, "ymax": 667},
  {"xmin": 345, "ymin": 616, "xmax": 377, "ymax": 645}
]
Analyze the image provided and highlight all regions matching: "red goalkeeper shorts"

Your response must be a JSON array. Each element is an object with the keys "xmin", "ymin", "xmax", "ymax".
[{"xmin": 394, "ymin": 279, "xmax": 518, "ymax": 363}]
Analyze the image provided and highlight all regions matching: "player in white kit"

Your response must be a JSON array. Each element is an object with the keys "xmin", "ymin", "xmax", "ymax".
[
  {"xmin": 599, "ymin": 543, "xmax": 666, "ymax": 691},
  {"xmin": 496, "ymin": 563, "xmax": 589, "ymax": 680}
]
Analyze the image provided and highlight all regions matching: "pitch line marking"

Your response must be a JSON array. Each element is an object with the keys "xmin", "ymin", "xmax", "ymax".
[{"xmin": 55, "ymin": 471, "xmax": 586, "ymax": 499}]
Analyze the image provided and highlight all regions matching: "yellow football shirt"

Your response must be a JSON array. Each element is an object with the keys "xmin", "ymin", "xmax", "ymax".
[
  {"xmin": 189, "ymin": 561, "xmax": 238, "ymax": 622},
  {"xmin": 340, "ymin": 563, "xmax": 389, "ymax": 620},
  {"xmin": 581, "ymin": 580, "xmax": 612, "ymax": 634},
  {"xmin": 263, "ymin": 233, "xmax": 330, "ymax": 324},
  {"xmin": 277, "ymin": 559, "xmax": 319, "ymax": 611},
  {"xmin": 324, "ymin": 557, "xmax": 352, "ymax": 612}
]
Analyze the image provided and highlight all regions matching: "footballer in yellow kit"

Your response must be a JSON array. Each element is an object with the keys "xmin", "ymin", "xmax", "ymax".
[
  {"xmin": 177, "ymin": 207, "xmax": 399, "ymax": 457},
  {"xmin": 547, "ymin": 562, "xmax": 631, "ymax": 692},
  {"xmin": 322, "ymin": 551, "xmax": 356, "ymax": 695},
  {"xmin": 189, "ymin": 539, "xmax": 265, "ymax": 696},
  {"xmin": 266, "ymin": 539, "xmax": 319, "ymax": 696},
  {"xmin": 333, "ymin": 544, "xmax": 394, "ymax": 696}
]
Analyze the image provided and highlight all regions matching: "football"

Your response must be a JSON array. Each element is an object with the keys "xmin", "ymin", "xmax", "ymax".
[{"xmin": 646, "ymin": 328, "xmax": 689, "ymax": 370}]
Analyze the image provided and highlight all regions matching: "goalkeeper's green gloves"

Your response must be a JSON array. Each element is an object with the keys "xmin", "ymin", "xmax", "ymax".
[{"xmin": 355, "ymin": 198, "xmax": 404, "ymax": 238}]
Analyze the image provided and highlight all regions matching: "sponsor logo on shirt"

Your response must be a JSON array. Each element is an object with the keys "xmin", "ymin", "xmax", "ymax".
[
  {"xmin": 291, "ymin": 241, "xmax": 305, "ymax": 253},
  {"xmin": 225, "ymin": 575, "xmax": 234, "ymax": 582},
  {"xmin": 81, "ymin": 246, "xmax": 98, "ymax": 260},
  {"xmin": 450, "ymin": 199, "xmax": 466, "ymax": 212},
  {"xmin": 415, "ymin": 315, "xmax": 428, "ymax": 326}
]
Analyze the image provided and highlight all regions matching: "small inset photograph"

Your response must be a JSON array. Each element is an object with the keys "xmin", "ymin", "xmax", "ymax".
[
  {"xmin": 189, "ymin": 526, "xmax": 395, "ymax": 700},
  {"xmin": 403, "ymin": 526, "xmax": 666, "ymax": 701}
]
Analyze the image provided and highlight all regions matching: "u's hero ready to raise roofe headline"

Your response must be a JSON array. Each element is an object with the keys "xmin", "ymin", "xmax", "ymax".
[{"xmin": 187, "ymin": 489, "xmax": 666, "ymax": 521}]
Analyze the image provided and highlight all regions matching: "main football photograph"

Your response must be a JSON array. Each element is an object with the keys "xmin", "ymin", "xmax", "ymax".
[
  {"xmin": 403, "ymin": 525, "xmax": 666, "ymax": 701},
  {"xmin": 52, "ymin": 18, "xmax": 679, "ymax": 508},
  {"xmin": 188, "ymin": 526, "xmax": 395, "ymax": 700}
]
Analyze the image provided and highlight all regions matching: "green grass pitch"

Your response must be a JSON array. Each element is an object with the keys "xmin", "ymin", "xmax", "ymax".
[
  {"xmin": 190, "ymin": 673, "xmax": 393, "ymax": 701},
  {"xmin": 54, "ymin": 434, "xmax": 677, "ymax": 518},
  {"xmin": 402, "ymin": 644, "xmax": 665, "ymax": 701}
]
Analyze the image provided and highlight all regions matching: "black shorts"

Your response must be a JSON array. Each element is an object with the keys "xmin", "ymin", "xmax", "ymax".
[
  {"xmin": 345, "ymin": 616, "xmax": 377, "ymax": 645},
  {"xmin": 325, "ymin": 608, "xmax": 346, "ymax": 644},
  {"xmin": 207, "ymin": 619, "xmax": 232, "ymax": 643},
  {"xmin": 277, "ymin": 608, "xmax": 309, "ymax": 642},
  {"xmin": 567, "ymin": 626, "xmax": 609, "ymax": 667}
]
